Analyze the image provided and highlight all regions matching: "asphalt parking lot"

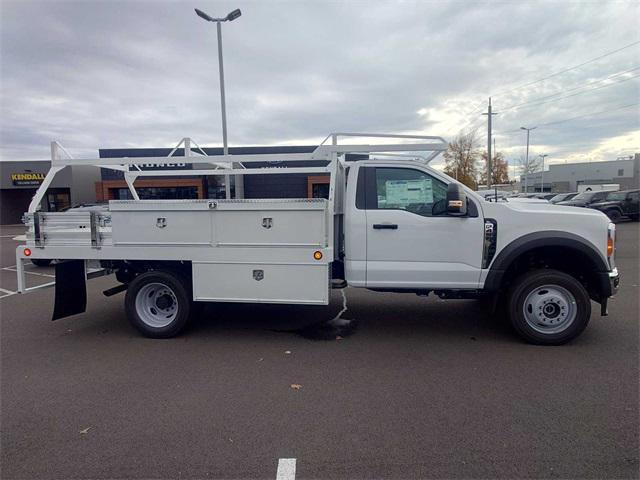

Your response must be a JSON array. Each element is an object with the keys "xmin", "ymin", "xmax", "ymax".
[{"xmin": 1, "ymin": 222, "xmax": 638, "ymax": 479}]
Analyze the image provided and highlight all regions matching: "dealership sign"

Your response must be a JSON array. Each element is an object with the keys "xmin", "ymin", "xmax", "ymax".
[{"xmin": 11, "ymin": 172, "xmax": 45, "ymax": 186}]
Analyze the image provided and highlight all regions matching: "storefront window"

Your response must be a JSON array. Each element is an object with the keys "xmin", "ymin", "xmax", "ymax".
[
  {"xmin": 46, "ymin": 188, "xmax": 71, "ymax": 211},
  {"xmin": 206, "ymin": 175, "xmax": 234, "ymax": 199},
  {"xmin": 112, "ymin": 187, "xmax": 198, "ymax": 200}
]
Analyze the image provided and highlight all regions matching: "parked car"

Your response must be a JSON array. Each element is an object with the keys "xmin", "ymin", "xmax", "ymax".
[
  {"xmin": 534, "ymin": 193, "xmax": 556, "ymax": 201},
  {"xmin": 589, "ymin": 189, "xmax": 640, "ymax": 222},
  {"xmin": 557, "ymin": 190, "xmax": 611, "ymax": 208},
  {"xmin": 550, "ymin": 192, "xmax": 578, "ymax": 204}
]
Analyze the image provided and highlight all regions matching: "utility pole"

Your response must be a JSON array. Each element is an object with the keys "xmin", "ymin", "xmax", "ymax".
[
  {"xmin": 482, "ymin": 98, "xmax": 498, "ymax": 188},
  {"xmin": 539, "ymin": 154, "xmax": 549, "ymax": 192},
  {"xmin": 493, "ymin": 137, "xmax": 496, "ymax": 185},
  {"xmin": 520, "ymin": 126, "xmax": 536, "ymax": 193}
]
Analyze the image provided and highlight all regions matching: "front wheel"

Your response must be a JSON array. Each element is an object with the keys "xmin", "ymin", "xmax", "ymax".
[
  {"xmin": 125, "ymin": 271, "xmax": 192, "ymax": 338},
  {"xmin": 507, "ymin": 269, "xmax": 591, "ymax": 345}
]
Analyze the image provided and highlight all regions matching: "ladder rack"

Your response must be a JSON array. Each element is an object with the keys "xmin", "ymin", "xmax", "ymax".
[{"xmin": 28, "ymin": 133, "xmax": 447, "ymax": 213}]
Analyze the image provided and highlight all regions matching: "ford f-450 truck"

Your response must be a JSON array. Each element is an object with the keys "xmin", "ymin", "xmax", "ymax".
[{"xmin": 16, "ymin": 133, "xmax": 619, "ymax": 345}]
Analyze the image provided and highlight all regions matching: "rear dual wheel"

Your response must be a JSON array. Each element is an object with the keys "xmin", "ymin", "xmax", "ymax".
[
  {"xmin": 508, "ymin": 269, "xmax": 591, "ymax": 345},
  {"xmin": 125, "ymin": 271, "xmax": 192, "ymax": 338}
]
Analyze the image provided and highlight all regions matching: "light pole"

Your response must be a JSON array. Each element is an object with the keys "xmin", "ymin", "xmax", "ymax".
[
  {"xmin": 520, "ymin": 126, "xmax": 536, "ymax": 192},
  {"xmin": 539, "ymin": 154, "xmax": 549, "ymax": 193},
  {"xmin": 195, "ymin": 7, "xmax": 241, "ymax": 198}
]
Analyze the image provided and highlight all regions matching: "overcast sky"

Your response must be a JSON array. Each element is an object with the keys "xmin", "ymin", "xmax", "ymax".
[{"xmin": 1, "ymin": 0, "xmax": 639, "ymax": 174}]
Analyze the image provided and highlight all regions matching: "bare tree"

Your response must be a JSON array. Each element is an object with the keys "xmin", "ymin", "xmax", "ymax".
[
  {"xmin": 519, "ymin": 154, "xmax": 540, "ymax": 192},
  {"xmin": 520, "ymin": 154, "xmax": 540, "ymax": 176},
  {"xmin": 443, "ymin": 129, "xmax": 480, "ymax": 189}
]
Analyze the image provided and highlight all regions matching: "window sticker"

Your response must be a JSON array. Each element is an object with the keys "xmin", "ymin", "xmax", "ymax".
[{"xmin": 383, "ymin": 178, "xmax": 433, "ymax": 206}]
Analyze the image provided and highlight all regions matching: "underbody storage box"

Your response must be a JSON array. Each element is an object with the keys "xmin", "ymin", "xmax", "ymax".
[{"xmin": 192, "ymin": 262, "xmax": 329, "ymax": 304}]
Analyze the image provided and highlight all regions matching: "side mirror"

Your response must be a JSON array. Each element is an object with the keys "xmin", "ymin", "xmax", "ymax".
[{"xmin": 446, "ymin": 183, "xmax": 467, "ymax": 216}]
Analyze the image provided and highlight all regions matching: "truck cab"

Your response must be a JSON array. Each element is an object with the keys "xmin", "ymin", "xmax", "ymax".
[{"xmin": 343, "ymin": 159, "xmax": 619, "ymax": 345}]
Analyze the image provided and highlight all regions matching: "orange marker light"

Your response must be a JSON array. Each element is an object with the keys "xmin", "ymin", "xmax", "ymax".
[
  {"xmin": 24, "ymin": 248, "xmax": 32, "ymax": 257},
  {"xmin": 607, "ymin": 237, "xmax": 614, "ymax": 257},
  {"xmin": 313, "ymin": 251, "xmax": 323, "ymax": 260}
]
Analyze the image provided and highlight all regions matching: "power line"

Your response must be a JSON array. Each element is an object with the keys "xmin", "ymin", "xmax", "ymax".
[
  {"xmin": 491, "ymin": 40, "xmax": 640, "ymax": 97},
  {"xmin": 500, "ymin": 65, "xmax": 640, "ymax": 111},
  {"xmin": 442, "ymin": 100, "xmax": 487, "ymax": 137},
  {"xmin": 495, "ymin": 102, "xmax": 639, "ymax": 135},
  {"xmin": 536, "ymin": 102, "xmax": 639, "ymax": 127},
  {"xmin": 500, "ymin": 72, "xmax": 640, "ymax": 112}
]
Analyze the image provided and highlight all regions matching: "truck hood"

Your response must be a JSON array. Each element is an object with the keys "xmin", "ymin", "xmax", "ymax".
[{"xmin": 499, "ymin": 200, "xmax": 606, "ymax": 218}]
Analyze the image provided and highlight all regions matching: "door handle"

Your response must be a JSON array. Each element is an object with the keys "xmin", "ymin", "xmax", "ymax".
[{"xmin": 373, "ymin": 223, "xmax": 398, "ymax": 230}]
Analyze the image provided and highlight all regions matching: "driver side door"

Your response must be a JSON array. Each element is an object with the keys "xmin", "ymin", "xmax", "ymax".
[{"xmin": 363, "ymin": 166, "xmax": 484, "ymax": 289}]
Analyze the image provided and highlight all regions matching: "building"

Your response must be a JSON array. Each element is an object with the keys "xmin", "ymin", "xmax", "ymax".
[
  {"xmin": 0, "ymin": 161, "xmax": 100, "ymax": 224},
  {"xmin": 95, "ymin": 145, "xmax": 342, "ymax": 201},
  {"xmin": 521, "ymin": 154, "xmax": 639, "ymax": 193}
]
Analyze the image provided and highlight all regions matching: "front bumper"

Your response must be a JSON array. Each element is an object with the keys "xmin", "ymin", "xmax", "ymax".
[
  {"xmin": 609, "ymin": 267, "xmax": 620, "ymax": 294},
  {"xmin": 598, "ymin": 267, "xmax": 619, "ymax": 316}
]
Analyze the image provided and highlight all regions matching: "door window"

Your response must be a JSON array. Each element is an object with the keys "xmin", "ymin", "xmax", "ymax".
[{"xmin": 374, "ymin": 168, "xmax": 447, "ymax": 217}]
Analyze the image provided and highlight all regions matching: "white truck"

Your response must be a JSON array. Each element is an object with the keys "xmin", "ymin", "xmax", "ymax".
[
  {"xmin": 577, "ymin": 183, "xmax": 620, "ymax": 193},
  {"xmin": 16, "ymin": 133, "xmax": 619, "ymax": 345}
]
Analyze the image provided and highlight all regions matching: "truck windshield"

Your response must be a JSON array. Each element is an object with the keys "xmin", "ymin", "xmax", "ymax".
[
  {"xmin": 605, "ymin": 191, "xmax": 626, "ymax": 201},
  {"xmin": 572, "ymin": 192, "xmax": 595, "ymax": 201}
]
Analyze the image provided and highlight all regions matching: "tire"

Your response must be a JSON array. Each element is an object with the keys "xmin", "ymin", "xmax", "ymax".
[
  {"xmin": 31, "ymin": 259, "xmax": 52, "ymax": 267},
  {"xmin": 507, "ymin": 269, "xmax": 591, "ymax": 345},
  {"xmin": 605, "ymin": 209, "xmax": 622, "ymax": 223},
  {"xmin": 124, "ymin": 270, "xmax": 192, "ymax": 338}
]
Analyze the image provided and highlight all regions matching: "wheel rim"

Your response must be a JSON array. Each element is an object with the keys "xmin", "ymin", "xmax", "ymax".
[
  {"xmin": 522, "ymin": 284, "xmax": 577, "ymax": 334},
  {"xmin": 135, "ymin": 282, "xmax": 179, "ymax": 328}
]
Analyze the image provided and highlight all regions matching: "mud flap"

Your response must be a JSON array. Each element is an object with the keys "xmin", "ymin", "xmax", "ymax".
[{"xmin": 52, "ymin": 260, "xmax": 87, "ymax": 320}]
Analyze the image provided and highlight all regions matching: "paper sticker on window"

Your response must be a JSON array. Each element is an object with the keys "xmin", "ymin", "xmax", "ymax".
[{"xmin": 384, "ymin": 178, "xmax": 433, "ymax": 206}]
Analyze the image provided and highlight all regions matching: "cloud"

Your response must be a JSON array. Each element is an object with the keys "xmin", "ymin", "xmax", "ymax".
[{"xmin": 1, "ymin": 0, "xmax": 638, "ymax": 165}]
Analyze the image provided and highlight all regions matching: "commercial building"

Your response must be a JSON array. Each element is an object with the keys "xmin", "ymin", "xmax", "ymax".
[
  {"xmin": 521, "ymin": 154, "xmax": 639, "ymax": 193},
  {"xmin": 95, "ymin": 145, "xmax": 343, "ymax": 201},
  {"xmin": 0, "ymin": 161, "xmax": 100, "ymax": 224}
]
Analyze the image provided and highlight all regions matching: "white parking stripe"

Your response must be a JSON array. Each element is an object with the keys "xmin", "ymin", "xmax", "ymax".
[
  {"xmin": 276, "ymin": 458, "xmax": 296, "ymax": 480},
  {"xmin": 2, "ymin": 267, "xmax": 55, "ymax": 278},
  {"xmin": 0, "ymin": 287, "xmax": 16, "ymax": 295}
]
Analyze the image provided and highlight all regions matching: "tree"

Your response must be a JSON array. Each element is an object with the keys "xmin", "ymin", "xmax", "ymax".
[
  {"xmin": 520, "ymin": 154, "xmax": 540, "ymax": 176},
  {"xmin": 443, "ymin": 130, "xmax": 479, "ymax": 189},
  {"xmin": 519, "ymin": 154, "xmax": 540, "ymax": 192},
  {"xmin": 480, "ymin": 151, "xmax": 510, "ymax": 185}
]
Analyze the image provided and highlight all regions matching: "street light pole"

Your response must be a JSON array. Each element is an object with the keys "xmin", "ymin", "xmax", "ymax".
[
  {"xmin": 195, "ymin": 7, "xmax": 241, "ymax": 199},
  {"xmin": 216, "ymin": 21, "xmax": 228, "ymax": 157},
  {"xmin": 539, "ymin": 154, "xmax": 549, "ymax": 193},
  {"xmin": 520, "ymin": 126, "xmax": 536, "ymax": 193}
]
